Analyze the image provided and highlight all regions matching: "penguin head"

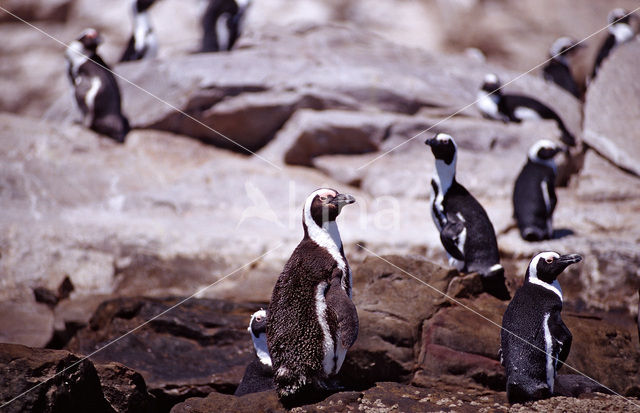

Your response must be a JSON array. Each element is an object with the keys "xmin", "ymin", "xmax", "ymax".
[
  {"xmin": 480, "ymin": 73, "xmax": 503, "ymax": 96},
  {"xmin": 608, "ymin": 8, "xmax": 632, "ymax": 26},
  {"xmin": 526, "ymin": 251, "xmax": 582, "ymax": 285},
  {"xmin": 425, "ymin": 133, "xmax": 457, "ymax": 165},
  {"xmin": 134, "ymin": 0, "xmax": 156, "ymax": 13},
  {"xmin": 549, "ymin": 37, "xmax": 582, "ymax": 59},
  {"xmin": 248, "ymin": 309, "xmax": 271, "ymax": 366},
  {"xmin": 528, "ymin": 140, "xmax": 563, "ymax": 163},
  {"xmin": 76, "ymin": 28, "xmax": 102, "ymax": 54},
  {"xmin": 304, "ymin": 188, "xmax": 355, "ymax": 228}
]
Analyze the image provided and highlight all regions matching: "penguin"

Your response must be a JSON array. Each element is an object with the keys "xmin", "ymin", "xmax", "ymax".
[
  {"xmin": 513, "ymin": 140, "xmax": 563, "ymax": 242},
  {"xmin": 235, "ymin": 310, "xmax": 275, "ymax": 396},
  {"xmin": 65, "ymin": 29, "xmax": 130, "ymax": 143},
  {"xmin": 542, "ymin": 37, "xmax": 582, "ymax": 99},
  {"xmin": 266, "ymin": 188, "xmax": 358, "ymax": 400},
  {"xmin": 201, "ymin": 0, "xmax": 252, "ymax": 52},
  {"xmin": 425, "ymin": 133, "xmax": 510, "ymax": 301},
  {"xmin": 591, "ymin": 9, "xmax": 636, "ymax": 80},
  {"xmin": 500, "ymin": 251, "xmax": 582, "ymax": 404},
  {"xmin": 120, "ymin": 0, "xmax": 158, "ymax": 62},
  {"xmin": 477, "ymin": 73, "xmax": 576, "ymax": 146}
]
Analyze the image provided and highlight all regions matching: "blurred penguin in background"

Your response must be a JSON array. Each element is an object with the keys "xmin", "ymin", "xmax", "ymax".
[
  {"xmin": 65, "ymin": 29, "xmax": 130, "ymax": 143},
  {"xmin": 543, "ymin": 37, "xmax": 582, "ymax": 99},
  {"xmin": 120, "ymin": 0, "xmax": 159, "ymax": 62},
  {"xmin": 591, "ymin": 8, "xmax": 636, "ymax": 80},
  {"xmin": 201, "ymin": 0, "xmax": 253, "ymax": 52}
]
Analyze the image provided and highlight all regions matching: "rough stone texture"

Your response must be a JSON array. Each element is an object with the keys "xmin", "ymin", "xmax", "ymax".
[
  {"xmin": 341, "ymin": 255, "xmax": 459, "ymax": 385},
  {"xmin": 0, "ymin": 298, "xmax": 54, "ymax": 348},
  {"xmin": 584, "ymin": 40, "xmax": 640, "ymax": 176},
  {"xmin": 65, "ymin": 297, "xmax": 265, "ymax": 405},
  {"xmin": 0, "ymin": 343, "xmax": 156, "ymax": 413},
  {"xmin": 0, "ymin": 0, "xmax": 72, "ymax": 22}
]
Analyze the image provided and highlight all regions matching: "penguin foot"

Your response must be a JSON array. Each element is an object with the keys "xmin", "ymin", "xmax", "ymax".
[
  {"xmin": 507, "ymin": 381, "xmax": 551, "ymax": 404},
  {"xmin": 521, "ymin": 227, "xmax": 548, "ymax": 242}
]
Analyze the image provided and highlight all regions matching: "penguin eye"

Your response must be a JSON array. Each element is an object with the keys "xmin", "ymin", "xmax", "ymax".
[
  {"xmin": 319, "ymin": 196, "xmax": 327, "ymax": 201},
  {"xmin": 545, "ymin": 257, "xmax": 554, "ymax": 264},
  {"xmin": 255, "ymin": 316, "xmax": 263, "ymax": 322}
]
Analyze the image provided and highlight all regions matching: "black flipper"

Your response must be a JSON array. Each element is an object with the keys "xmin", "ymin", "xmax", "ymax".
[
  {"xmin": 325, "ymin": 268, "xmax": 358, "ymax": 349},
  {"xmin": 440, "ymin": 219, "xmax": 466, "ymax": 261}
]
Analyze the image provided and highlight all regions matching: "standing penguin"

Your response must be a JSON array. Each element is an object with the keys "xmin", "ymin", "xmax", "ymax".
[
  {"xmin": 477, "ymin": 73, "xmax": 576, "ymax": 146},
  {"xmin": 65, "ymin": 29, "xmax": 130, "ymax": 143},
  {"xmin": 201, "ymin": 0, "xmax": 252, "ymax": 52},
  {"xmin": 235, "ymin": 310, "xmax": 275, "ymax": 396},
  {"xmin": 267, "ymin": 188, "xmax": 358, "ymax": 400},
  {"xmin": 500, "ymin": 251, "xmax": 582, "ymax": 404},
  {"xmin": 542, "ymin": 37, "xmax": 582, "ymax": 99},
  {"xmin": 513, "ymin": 140, "xmax": 563, "ymax": 242},
  {"xmin": 120, "ymin": 0, "xmax": 158, "ymax": 62},
  {"xmin": 591, "ymin": 9, "xmax": 636, "ymax": 80},
  {"xmin": 425, "ymin": 133, "xmax": 510, "ymax": 300}
]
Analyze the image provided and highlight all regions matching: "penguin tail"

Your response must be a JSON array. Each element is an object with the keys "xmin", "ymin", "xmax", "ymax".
[
  {"xmin": 521, "ymin": 227, "xmax": 547, "ymax": 242},
  {"xmin": 481, "ymin": 264, "xmax": 511, "ymax": 301}
]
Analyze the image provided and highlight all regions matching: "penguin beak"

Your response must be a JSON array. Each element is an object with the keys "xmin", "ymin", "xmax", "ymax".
[
  {"xmin": 332, "ymin": 193, "xmax": 356, "ymax": 207},
  {"xmin": 557, "ymin": 254, "xmax": 582, "ymax": 265},
  {"xmin": 425, "ymin": 137, "xmax": 437, "ymax": 147}
]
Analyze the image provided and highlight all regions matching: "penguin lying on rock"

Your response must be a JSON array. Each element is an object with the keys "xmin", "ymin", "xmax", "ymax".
[
  {"xmin": 65, "ymin": 29, "xmax": 130, "ymax": 143},
  {"xmin": 543, "ymin": 37, "xmax": 582, "ymax": 99},
  {"xmin": 267, "ymin": 188, "xmax": 358, "ymax": 401},
  {"xmin": 513, "ymin": 140, "xmax": 563, "ymax": 241},
  {"xmin": 477, "ymin": 73, "xmax": 576, "ymax": 146},
  {"xmin": 425, "ymin": 133, "xmax": 510, "ymax": 301},
  {"xmin": 500, "ymin": 251, "xmax": 582, "ymax": 404},
  {"xmin": 235, "ymin": 310, "xmax": 275, "ymax": 396},
  {"xmin": 591, "ymin": 9, "xmax": 636, "ymax": 80}
]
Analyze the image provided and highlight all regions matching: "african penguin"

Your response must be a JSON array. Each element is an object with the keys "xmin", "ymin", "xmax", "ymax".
[
  {"xmin": 425, "ymin": 133, "xmax": 510, "ymax": 301},
  {"xmin": 267, "ymin": 188, "xmax": 358, "ymax": 400},
  {"xmin": 542, "ymin": 37, "xmax": 582, "ymax": 99},
  {"xmin": 591, "ymin": 9, "xmax": 636, "ymax": 80},
  {"xmin": 120, "ymin": 0, "xmax": 158, "ymax": 62},
  {"xmin": 201, "ymin": 0, "xmax": 252, "ymax": 52},
  {"xmin": 500, "ymin": 251, "xmax": 582, "ymax": 404},
  {"xmin": 235, "ymin": 310, "xmax": 275, "ymax": 396},
  {"xmin": 477, "ymin": 73, "xmax": 576, "ymax": 146},
  {"xmin": 513, "ymin": 140, "xmax": 563, "ymax": 242},
  {"xmin": 65, "ymin": 29, "xmax": 130, "ymax": 143}
]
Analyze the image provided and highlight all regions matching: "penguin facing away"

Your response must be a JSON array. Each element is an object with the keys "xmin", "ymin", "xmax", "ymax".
[
  {"xmin": 235, "ymin": 310, "xmax": 275, "ymax": 396},
  {"xmin": 477, "ymin": 73, "xmax": 576, "ymax": 146},
  {"xmin": 65, "ymin": 29, "xmax": 130, "ymax": 143},
  {"xmin": 201, "ymin": 0, "xmax": 252, "ymax": 52},
  {"xmin": 267, "ymin": 188, "xmax": 358, "ymax": 400},
  {"xmin": 591, "ymin": 9, "xmax": 636, "ymax": 80},
  {"xmin": 120, "ymin": 0, "xmax": 158, "ymax": 62},
  {"xmin": 542, "ymin": 37, "xmax": 582, "ymax": 99},
  {"xmin": 425, "ymin": 133, "xmax": 510, "ymax": 301},
  {"xmin": 500, "ymin": 251, "xmax": 582, "ymax": 404},
  {"xmin": 513, "ymin": 140, "xmax": 563, "ymax": 242}
]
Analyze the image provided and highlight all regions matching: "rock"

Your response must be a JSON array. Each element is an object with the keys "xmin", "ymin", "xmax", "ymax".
[
  {"xmin": 584, "ymin": 40, "xmax": 640, "ymax": 177},
  {"xmin": 65, "ymin": 297, "xmax": 265, "ymax": 405},
  {"xmin": 0, "ymin": 298, "xmax": 54, "ymax": 348},
  {"xmin": 0, "ymin": 343, "xmax": 135, "ymax": 413},
  {"xmin": 95, "ymin": 362, "xmax": 158, "ymax": 413},
  {"xmin": 509, "ymin": 393, "xmax": 640, "ymax": 412},
  {"xmin": 0, "ymin": 0, "xmax": 71, "ymax": 22},
  {"xmin": 340, "ymin": 255, "xmax": 459, "ymax": 385}
]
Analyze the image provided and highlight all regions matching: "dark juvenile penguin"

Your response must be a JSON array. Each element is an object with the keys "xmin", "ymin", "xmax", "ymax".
[
  {"xmin": 120, "ymin": 0, "xmax": 158, "ymax": 62},
  {"xmin": 513, "ymin": 140, "xmax": 563, "ymax": 242},
  {"xmin": 201, "ymin": 0, "xmax": 252, "ymax": 52},
  {"xmin": 235, "ymin": 310, "xmax": 275, "ymax": 396},
  {"xmin": 425, "ymin": 133, "xmax": 510, "ymax": 300},
  {"xmin": 477, "ymin": 73, "xmax": 576, "ymax": 146},
  {"xmin": 591, "ymin": 9, "xmax": 636, "ymax": 80},
  {"xmin": 267, "ymin": 188, "xmax": 358, "ymax": 400},
  {"xmin": 65, "ymin": 29, "xmax": 130, "ymax": 143},
  {"xmin": 500, "ymin": 251, "xmax": 582, "ymax": 404},
  {"xmin": 542, "ymin": 37, "xmax": 582, "ymax": 99}
]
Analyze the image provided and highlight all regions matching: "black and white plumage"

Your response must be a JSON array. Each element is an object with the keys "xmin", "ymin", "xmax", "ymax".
[
  {"xmin": 201, "ymin": 0, "xmax": 252, "ymax": 52},
  {"xmin": 267, "ymin": 188, "xmax": 358, "ymax": 400},
  {"xmin": 591, "ymin": 9, "xmax": 636, "ymax": 80},
  {"xmin": 543, "ymin": 37, "xmax": 582, "ymax": 99},
  {"xmin": 65, "ymin": 29, "xmax": 130, "ymax": 143},
  {"xmin": 513, "ymin": 140, "xmax": 563, "ymax": 242},
  {"xmin": 476, "ymin": 73, "xmax": 576, "ymax": 146},
  {"xmin": 120, "ymin": 0, "xmax": 158, "ymax": 62},
  {"xmin": 500, "ymin": 251, "xmax": 582, "ymax": 404},
  {"xmin": 235, "ymin": 310, "xmax": 275, "ymax": 396},
  {"xmin": 425, "ymin": 133, "xmax": 510, "ymax": 301}
]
